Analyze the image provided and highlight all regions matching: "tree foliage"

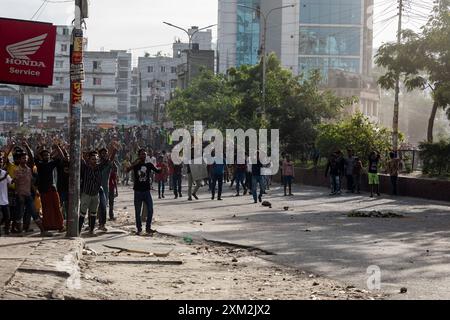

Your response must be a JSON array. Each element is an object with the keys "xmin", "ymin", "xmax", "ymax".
[
  {"xmin": 315, "ymin": 113, "xmax": 395, "ymax": 164},
  {"xmin": 375, "ymin": 0, "xmax": 450, "ymax": 142},
  {"xmin": 419, "ymin": 139, "xmax": 450, "ymax": 176},
  {"xmin": 167, "ymin": 54, "xmax": 351, "ymax": 154}
]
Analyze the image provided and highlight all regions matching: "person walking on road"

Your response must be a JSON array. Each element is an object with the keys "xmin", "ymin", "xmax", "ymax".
[
  {"xmin": 282, "ymin": 155, "xmax": 295, "ymax": 196},
  {"xmin": 251, "ymin": 151, "xmax": 265, "ymax": 203},
  {"xmin": 325, "ymin": 152, "xmax": 342, "ymax": 195},
  {"xmin": 211, "ymin": 153, "xmax": 226, "ymax": 201},
  {"xmin": 155, "ymin": 155, "xmax": 168, "ymax": 199}
]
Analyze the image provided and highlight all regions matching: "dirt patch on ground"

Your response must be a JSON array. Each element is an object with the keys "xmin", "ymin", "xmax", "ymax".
[{"xmin": 67, "ymin": 232, "xmax": 385, "ymax": 300}]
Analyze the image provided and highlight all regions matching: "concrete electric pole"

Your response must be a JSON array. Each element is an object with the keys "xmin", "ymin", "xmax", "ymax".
[
  {"xmin": 162, "ymin": 22, "xmax": 216, "ymax": 88},
  {"xmin": 67, "ymin": 0, "xmax": 87, "ymax": 237},
  {"xmin": 392, "ymin": 0, "xmax": 403, "ymax": 153},
  {"xmin": 237, "ymin": 4, "xmax": 295, "ymax": 123}
]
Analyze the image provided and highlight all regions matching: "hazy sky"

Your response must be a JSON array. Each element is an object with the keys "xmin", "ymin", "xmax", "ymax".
[{"xmin": 1, "ymin": 0, "xmax": 435, "ymax": 65}]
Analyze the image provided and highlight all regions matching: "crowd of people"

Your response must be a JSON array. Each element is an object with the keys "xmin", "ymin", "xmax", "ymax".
[
  {"xmin": 0, "ymin": 126, "xmax": 404, "ymax": 238},
  {"xmin": 325, "ymin": 149, "xmax": 403, "ymax": 198},
  {"xmin": 0, "ymin": 127, "xmax": 299, "ymax": 237}
]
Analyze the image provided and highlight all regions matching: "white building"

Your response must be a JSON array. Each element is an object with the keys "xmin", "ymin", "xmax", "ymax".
[
  {"xmin": 24, "ymin": 25, "xmax": 72, "ymax": 126},
  {"xmin": 83, "ymin": 51, "xmax": 120, "ymax": 126},
  {"xmin": 137, "ymin": 55, "xmax": 181, "ymax": 124},
  {"xmin": 22, "ymin": 26, "xmax": 134, "ymax": 127}
]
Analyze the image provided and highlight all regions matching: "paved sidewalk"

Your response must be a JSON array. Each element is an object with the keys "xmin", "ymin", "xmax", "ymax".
[
  {"xmin": 0, "ymin": 235, "xmax": 84, "ymax": 299},
  {"xmin": 122, "ymin": 183, "xmax": 450, "ymax": 300}
]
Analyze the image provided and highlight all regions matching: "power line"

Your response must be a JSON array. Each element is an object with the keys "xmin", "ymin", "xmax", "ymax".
[{"xmin": 30, "ymin": 0, "xmax": 48, "ymax": 20}]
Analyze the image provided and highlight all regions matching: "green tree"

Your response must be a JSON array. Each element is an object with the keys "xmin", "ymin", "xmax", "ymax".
[
  {"xmin": 375, "ymin": 0, "xmax": 450, "ymax": 143},
  {"xmin": 316, "ymin": 113, "xmax": 394, "ymax": 164},
  {"xmin": 166, "ymin": 71, "xmax": 239, "ymax": 131},
  {"xmin": 167, "ymin": 54, "xmax": 351, "ymax": 155}
]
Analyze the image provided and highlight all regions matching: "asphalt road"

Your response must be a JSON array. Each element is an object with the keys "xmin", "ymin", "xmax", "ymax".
[{"xmin": 114, "ymin": 182, "xmax": 450, "ymax": 300}]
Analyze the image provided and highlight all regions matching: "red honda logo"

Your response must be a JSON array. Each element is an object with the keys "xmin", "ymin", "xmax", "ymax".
[{"xmin": 0, "ymin": 18, "xmax": 57, "ymax": 87}]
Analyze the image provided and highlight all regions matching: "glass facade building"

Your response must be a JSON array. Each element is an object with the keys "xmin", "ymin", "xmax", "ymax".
[
  {"xmin": 299, "ymin": 0, "xmax": 363, "ymax": 79},
  {"xmin": 236, "ymin": 0, "xmax": 261, "ymax": 67}
]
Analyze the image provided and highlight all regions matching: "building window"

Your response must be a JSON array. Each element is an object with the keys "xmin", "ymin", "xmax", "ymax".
[
  {"xmin": 171, "ymin": 66, "xmax": 177, "ymax": 74},
  {"xmin": 171, "ymin": 80, "xmax": 177, "ymax": 88},
  {"xmin": 47, "ymin": 116, "xmax": 56, "ymax": 123},
  {"xmin": 372, "ymin": 102, "xmax": 378, "ymax": 117},
  {"xmin": 119, "ymin": 71, "xmax": 128, "ymax": 79},
  {"xmin": 160, "ymin": 66, "xmax": 166, "ymax": 73},
  {"xmin": 119, "ymin": 59, "xmax": 129, "ymax": 68},
  {"xmin": 62, "ymin": 28, "xmax": 69, "ymax": 35},
  {"xmin": 55, "ymin": 61, "xmax": 64, "ymax": 68},
  {"xmin": 93, "ymin": 61, "xmax": 102, "ymax": 70},
  {"xmin": 299, "ymin": 57, "xmax": 360, "ymax": 79},
  {"xmin": 52, "ymin": 93, "xmax": 64, "ymax": 102},
  {"xmin": 148, "ymin": 66, "xmax": 154, "ymax": 73},
  {"xmin": 236, "ymin": 0, "xmax": 261, "ymax": 67},
  {"xmin": 300, "ymin": 0, "xmax": 362, "ymax": 25},
  {"xmin": 55, "ymin": 76, "xmax": 64, "ymax": 84},
  {"xmin": 61, "ymin": 44, "xmax": 68, "ymax": 52},
  {"xmin": 161, "ymin": 81, "xmax": 166, "ymax": 88},
  {"xmin": 299, "ymin": 27, "xmax": 361, "ymax": 56},
  {"xmin": 148, "ymin": 81, "xmax": 152, "ymax": 88},
  {"xmin": 93, "ymin": 78, "xmax": 102, "ymax": 85}
]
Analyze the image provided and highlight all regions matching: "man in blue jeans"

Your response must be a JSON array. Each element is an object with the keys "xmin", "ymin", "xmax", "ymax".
[
  {"xmin": 97, "ymin": 145, "xmax": 118, "ymax": 232},
  {"xmin": 251, "ymin": 152, "xmax": 265, "ymax": 203},
  {"xmin": 211, "ymin": 156, "xmax": 226, "ymax": 201},
  {"xmin": 127, "ymin": 149, "xmax": 161, "ymax": 235}
]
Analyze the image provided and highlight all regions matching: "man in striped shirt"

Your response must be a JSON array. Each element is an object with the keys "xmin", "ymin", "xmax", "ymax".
[{"xmin": 79, "ymin": 150, "xmax": 109, "ymax": 236}]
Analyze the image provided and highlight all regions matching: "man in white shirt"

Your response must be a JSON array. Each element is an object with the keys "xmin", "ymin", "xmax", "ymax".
[{"xmin": 0, "ymin": 156, "xmax": 13, "ymax": 236}]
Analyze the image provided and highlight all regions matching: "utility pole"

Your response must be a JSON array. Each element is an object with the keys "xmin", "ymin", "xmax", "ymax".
[
  {"xmin": 163, "ymin": 22, "xmax": 216, "ymax": 88},
  {"xmin": 41, "ymin": 94, "xmax": 44, "ymax": 128},
  {"xmin": 67, "ymin": 0, "xmax": 87, "ymax": 237},
  {"xmin": 393, "ymin": 0, "xmax": 403, "ymax": 153},
  {"xmin": 237, "ymin": 4, "xmax": 295, "ymax": 122},
  {"xmin": 139, "ymin": 71, "xmax": 143, "ymax": 124}
]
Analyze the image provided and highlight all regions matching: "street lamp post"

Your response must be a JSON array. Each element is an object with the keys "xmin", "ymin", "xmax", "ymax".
[
  {"xmin": 163, "ymin": 22, "xmax": 216, "ymax": 88},
  {"xmin": 237, "ymin": 4, "xmax": 295, "ymax": 121}
]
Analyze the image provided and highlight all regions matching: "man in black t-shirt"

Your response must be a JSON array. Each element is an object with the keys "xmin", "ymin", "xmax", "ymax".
[{"xmin": 127, "ymin": 149, "xmax": 161, "ymax": 235}]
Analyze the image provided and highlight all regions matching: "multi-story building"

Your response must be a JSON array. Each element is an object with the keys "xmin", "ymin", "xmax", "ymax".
[
  {"xmin": 112, "ymin": 50, "xmax": 132, "ymax": 123},
  {"xmin": 219, "ymin": 0, "xmax": 373, "ymax": 77},
  {"xmin": 18, "ymin": 26, "xmax": 135, "ymax": 127},
  {"xmin": 0, "ymin": 85, "xmax": 19, "ymax": 129},
  {"xmin": 23, "ymin": 25, "xmax": 72, "ymax": 127},
  {"xmin": 177, "ymin": 45, "xmax": 215, "ymax": 90},
  {"xmin": 137, "ymin": 31, "xmax": 213, "ymax": 124},
  {"xmin": 129, "ymin": 67, "xmax": 139, "ymax": 123},
  {"xmin": 218, "ymin": 0, "xmax": 379, "ymax": 121},
  {"xmin": 83, "ymin": 51, "xmax": 120, "ymax": 126},
  {"xmin": 141, "ymin": 57, "xmax": 181, "ymax": 103}
]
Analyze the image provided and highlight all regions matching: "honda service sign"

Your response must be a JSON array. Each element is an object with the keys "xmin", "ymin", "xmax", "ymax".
[{"xmin": 0, "ymin": 18, "xmax": 57, "ymax": 87}]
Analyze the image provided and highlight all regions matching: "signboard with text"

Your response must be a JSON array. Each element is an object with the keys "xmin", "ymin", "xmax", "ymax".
[{"xmin": 0, "ymin": 18, "xmax": 57, "ymax": 87}]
